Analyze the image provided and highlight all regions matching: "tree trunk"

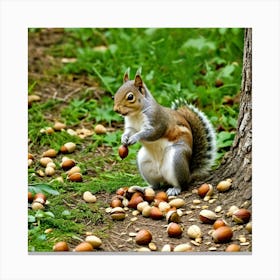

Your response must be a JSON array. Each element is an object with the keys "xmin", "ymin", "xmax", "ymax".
[{"xmin": 207, "ymin": 28, "xmax": 252, "ymax": 207}]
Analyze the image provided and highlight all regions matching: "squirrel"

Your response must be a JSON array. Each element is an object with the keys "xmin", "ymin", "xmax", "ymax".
[{"xmin": 113, "ymin": 68, "xmax": 216, "ymax": 196}]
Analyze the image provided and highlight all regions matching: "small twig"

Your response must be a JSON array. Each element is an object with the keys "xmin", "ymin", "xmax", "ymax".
[
  {"xmin": 52, "ymin": 89, "xmax": 58, "ymax": 99},
  {"xmin": 62, "ymin": 199, "xmax": 76, "ymax": 208},
  {"xmin": 62, "ymin": 87, "xmax": 82, "ymax": 101},
  {"xmin": 106, "ymin": 240, "xmax": 117, "ymax": 251},
  {"xmin": 125, "ymin": 221, "xmax": 133, "ymax": 232},
  {"xmin": 110, "ymin": 230, "xmax": 123, "ymax": 236}
]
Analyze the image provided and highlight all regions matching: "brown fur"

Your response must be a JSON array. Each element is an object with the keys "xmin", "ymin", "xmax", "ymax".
[{"xmin": 163, "ymin": 109, "xmax": 193, "ymax": 147}]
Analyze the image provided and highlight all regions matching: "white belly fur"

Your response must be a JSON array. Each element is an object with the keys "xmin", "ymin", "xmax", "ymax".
[
  {"xmin": 137, "ymin": 138, "xmax": 175, "ymax": 186},
  {"xmin": 140, "ymin": 138, "xmax": 172, "ymax": 163}
]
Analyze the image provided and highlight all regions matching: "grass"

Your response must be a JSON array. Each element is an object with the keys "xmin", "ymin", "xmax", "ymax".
[{"xmin": 28, "ymin": 28, "xmax": 244, "ymax": 251}]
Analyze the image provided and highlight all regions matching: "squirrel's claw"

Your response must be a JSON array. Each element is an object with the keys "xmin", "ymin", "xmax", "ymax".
[
  {"xmin": 126, "ymin": 135, "xmax": 138, "ymax": 145},
  {"xmin": 121, "ymin": 134, "xmax": 130, "ymax": 145},
  {"xmin": 166, "ymin": 187, "xmax": 181, "ymax": 196}
]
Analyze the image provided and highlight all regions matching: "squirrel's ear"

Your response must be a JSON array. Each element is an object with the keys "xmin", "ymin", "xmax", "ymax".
[
  {"xmin": 123, "ymin": 68, "xmax": 130, "ymax": 83},
  {"xmin": 134, "ymin": 67, "xmax": 143, "ymax": 88}
]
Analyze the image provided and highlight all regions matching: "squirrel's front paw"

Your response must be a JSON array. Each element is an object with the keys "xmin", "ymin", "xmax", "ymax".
[
  {"xmin": 121, "ymin": 134, "xmax": 130, "ymax": 145},
  {"xmin": 127, "ymin": 135, "xmax": 138, "ymax": 145}
]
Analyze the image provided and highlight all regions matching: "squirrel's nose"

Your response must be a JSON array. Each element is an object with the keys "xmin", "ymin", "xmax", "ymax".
[{"xmin": 113, "ymin": 105, "xmax": 120, "ymax": 113}]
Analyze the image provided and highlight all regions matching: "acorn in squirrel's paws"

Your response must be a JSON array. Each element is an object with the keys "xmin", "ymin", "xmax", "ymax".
[{"xmin": 118, "ymin": 145, "xmax": 129, "ymax": 159}]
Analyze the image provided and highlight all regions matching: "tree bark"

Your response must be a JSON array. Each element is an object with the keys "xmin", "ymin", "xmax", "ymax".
[{"xmin": 207, "ymin": 28, "xmax": 252, "ymax": 206}]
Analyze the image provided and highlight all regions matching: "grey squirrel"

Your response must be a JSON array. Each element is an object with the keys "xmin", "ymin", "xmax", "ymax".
[{"xmin": 113, "ymin": 69, "xmax": 216, "ymax": 196}]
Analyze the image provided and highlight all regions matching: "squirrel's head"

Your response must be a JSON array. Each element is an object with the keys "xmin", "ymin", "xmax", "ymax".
[{"xmin": 113, "ymin": 69, "xmax": 146, "ymax": 116}]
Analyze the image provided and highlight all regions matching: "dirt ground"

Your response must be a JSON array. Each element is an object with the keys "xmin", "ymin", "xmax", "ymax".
[{"xmin": 28, "ymin": 29, "xmax": 252, "ymax": 253}]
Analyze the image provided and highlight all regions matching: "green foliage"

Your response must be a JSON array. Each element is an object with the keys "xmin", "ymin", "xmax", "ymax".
[
  {"xmin": 53, "ymin": 28, "xmax": 243, "ymax": 156},
  {"xmin": 28, "ymin": 190, "xmax": 111, "ymax": 251},
  {"xmin": 60, "ymin": 95, "xmax": 122, "ymax": 126},
  {"xmin": 28, "ymin": 183, "xmax": 60, "ymax": 195}
]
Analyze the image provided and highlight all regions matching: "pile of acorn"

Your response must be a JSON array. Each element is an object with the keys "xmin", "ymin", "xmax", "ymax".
[
  {"xmin": 105, "ymin": 178, "xmax": 252, "ymax": 252},
  {"xmin": 28, "ymin": 142, "xmax": 84, "ymax": 182}
]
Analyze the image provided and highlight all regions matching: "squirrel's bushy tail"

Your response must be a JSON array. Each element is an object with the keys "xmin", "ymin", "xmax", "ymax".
[{"xmin": 172, "ymin": 99, "xmax": 216, "ymax": 179}]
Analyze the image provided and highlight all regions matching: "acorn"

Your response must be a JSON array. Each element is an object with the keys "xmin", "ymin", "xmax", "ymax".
[
  {"xmin": 212, "ymin": 226, "xmax": 233, "ymax": 243},
  {"xmin": 216, "ymin": 178, "xmax": 232, "ymax": 192},
  {"xmin": 126, "ymin": 186, "xmax": 143, "ymax": 199},
  {"xmin": 166, "ymin": 210, "xmax": 181, "ymax": 223},
  {"xmin": 225, "ymin": 244, "xmax": 241, "ymax": 252},
  {"xmin": 118, "ymin": 145, "xmax": 129, "ymax": 159},
  {"xmin": 66, "ymin": 166, "xmax": 81, "ymax": 176},
  {"xmin": 28, "ymin": 159, "xmax": 33, "ymax": 167},
  {"xmin": 53, "ymin": 121, "xmax": 66, "ymax": 131},
  {"xmin": 60, "ymin": 142, "xmax": 76, "ymax": 153},
  {"xmin": 45, "ymin": 166, "xmax": 55, "ymax": 176},
  {"xmin": 116, "ymin": 187, "xmax": 128, "ymax": 196},
  {"xmin": 149, "ymin": 206, "xmax": 163, "ymax": 220},
  {"xmin": 232, "ymin": 208, "xmax": 251, "ymax": 224},
  {"xmin": 199, "ymin": 209, "xmax": 218, "ymax": 224},
  {"xmin": 61, "ymin": 159, "xmax": 76, "ymax": 170},
  {"xmin": 42, "ymin": 149, "xmax": 57, "ymax": 158},
  {"xmin": 110, "ymin": 207, "xmax": 126, "ymax": 221},
  {"xmin": 46, "ymin": 162, "xmax": 56, "ymax": 169},
  {"xmin": 245, "ymin": 222, "xmax": 252, "ymax": 233},
  {"xmin": 31, "ymin": 201, "xmax": 44, "ymax": 210},
  {"xmin": 33, "ymin": 193, "xmax": 46, "ymax": 204},
  {"xmin": 227, "ymin": 205, "xmax": 240, "ymax": 217},
  {"xmin": 161, "ymin": 244, "xmax": 172, "ymax": 252},
  {"xmin": 127, "ymin": 192, "xmax": 144, "ymax": 209},
  {"xmin": 173, "ymin": 243, "xmax": 193, "ymax": 252},
  {"xmin": 40, "ymin": 127, "xmax": 54, "ymax": 134},
  {"xmin": 135, "ymin": 229, "xmax": 152, "ymax": 245},
  {"xmin": 187, "ymin": 225, "xmax": 202, "ymax": 239},
  {"xmin": 53, "ymin": 241, "xmax": 69, "ymax": 252},
  {"xmin": 28, "ymin": 94, "xmax": 41, "ymax": 106},
  {"xmin": 94, "ymin": 124, "xmax": 107, "ymax": 134},
  {"xmin": 136, "ymin": 247, "xmax": 151, "ymax": 252},
  {"xmin": 28, "ymin": 153, "xmax": 34, "ymax": 160},
  {"xmin": 110, "ymin": 197, "xmax": 123, "ymax": 208},
  {"xmin": 28, "ymin": 192, "xmax": 33, "ymax": 202},
  {"xmin": 137, "ymin": 201, "xmax": 149, "ymax": 212},
  {"xmin": 167, "ymin": 222, "xmax": 183, "ymax": 238},
  {"xmin": 74, "ymin": 242, "xmax": 93, "ymax": 252},
  {"xmin": 141, "ymin": 205, "xmax": 152, "ymax": 218},
  {"xmin": 85, "ymin": 235, "xmax": 102, "ymax": 249},
  {"xmin": 68, "ymin": 172, "xmax": 83, "ymax": 182},
  {"xmin": 158, "ymin": 201, "xmax": 171, "ymax": 213},
  {"xmin": 39, "ymin": 157, "xmax": 53, "ymax": 167},
  {"xmin": 37, "ymin": 169, "xmax": 45, "ymax": 177},
  {"xmin": 197, "ymin": 183, "xmax": 213, "ymax": 198},
  {"xmin": 213, "ymin": 218, "xmax": 228, "ymax": 229},
  {"xmin": 169, "ymin": 198, "xmax": 185, "ymax": 208},
  {"xmin": 82, "ymin": 191, "xmax": 96, "ymax": 203},
  {"xmin": 144, "ymin": 187, "xmax": 155, "ymax": 202},
  {"xmin": 155, "ymin": 191, "xmax": 168, "ymax": 202},
  {"xmin": 148, "ymin": 242, "xmax": 157, "ymax": 251}
]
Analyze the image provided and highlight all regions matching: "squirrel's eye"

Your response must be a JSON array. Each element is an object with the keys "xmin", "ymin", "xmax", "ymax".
[{"xmin": 126, "ymin": 93, "xmax": 134, "ymax": 101}]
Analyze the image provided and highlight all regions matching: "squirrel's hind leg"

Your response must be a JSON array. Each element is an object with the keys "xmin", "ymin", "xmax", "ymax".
[{"xmin": 162, "ymin": 144, "xmax": 192, "ymax": 196}]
